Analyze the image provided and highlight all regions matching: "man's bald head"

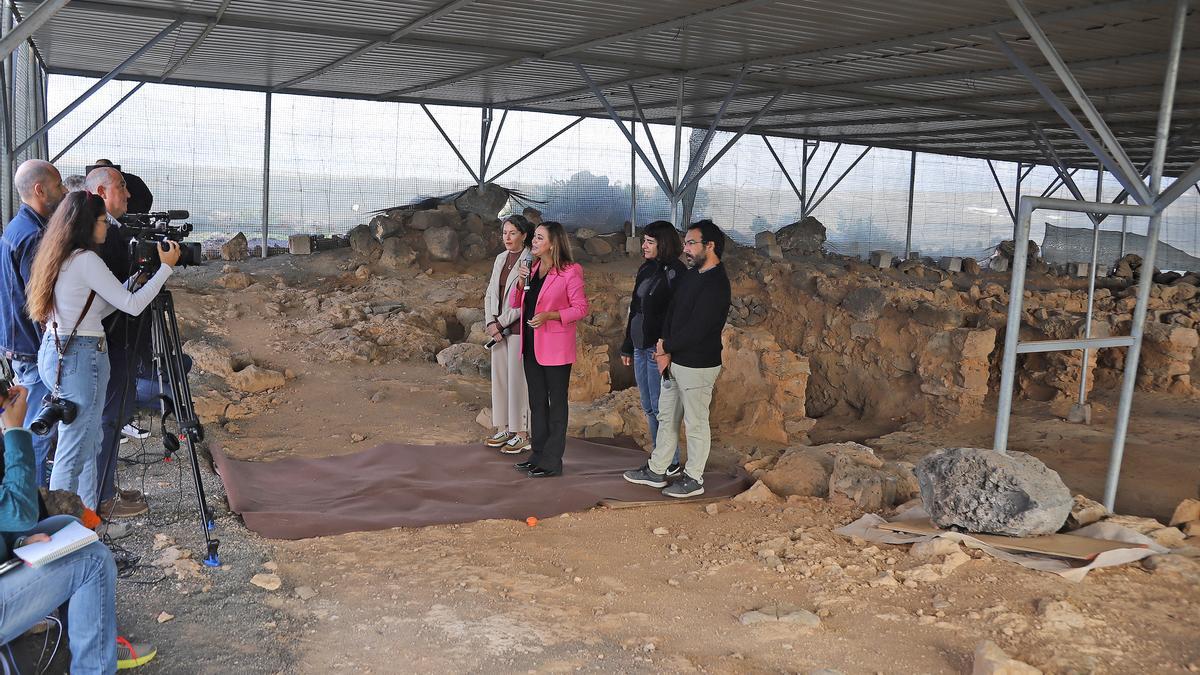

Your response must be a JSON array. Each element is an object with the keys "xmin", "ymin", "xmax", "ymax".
[
  {"xmin": 86, "ymin": 166, "xmax": 130, "ymax": 219},
  {"xmin": 14, "ymin": 159, "xmax": 66, "ymax": 217}
]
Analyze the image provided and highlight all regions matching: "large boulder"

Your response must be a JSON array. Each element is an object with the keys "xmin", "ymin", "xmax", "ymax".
[
  {"xmin": 452, "ymin": 184, "xmax": 508, "ymax": 220},
  {"xmin": 371, "ymin": 212, "xmax": 406, "ymax": 239},
  {"xmin": 348, "ymin": 223, "xmax": 380, "ymax": 257},
  {"xmin": 915, "ymin": 447, "xmax": 1072, "ymax": 536},
  {"xmin": 380, "ymin": 237, "xmax": 417, "ymax": 268},
  {"xmin": 408, "ymin": 209, "xmax": 457, "ymax": 231},
  {"xmin": 775, "ymin": 216, "xmax": 826, "ymax": 254},
  {"xmin": 423, "ymin": 227, "xmax": 461, "ymax": 261},
  {"xmin": 228, "ymin": 364, "xmax": 286, "ymax": 393},
  {"xmin": 220, "ymin": 232, "xmax": 249, "ymax": 261},
  {"xmin": 436, "ymin": 343, "xmax": 490, "ymax": 379}
]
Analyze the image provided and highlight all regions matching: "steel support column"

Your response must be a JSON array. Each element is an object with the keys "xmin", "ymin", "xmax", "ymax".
[
  {"xmin": 762, "ymin": 136, "xmax": 803, "ymax": 204},
  {"xmin": 674, "ymin": 91, "xmax": 782, "ymax": 197},
  {"xmin": 987, "ymin": 159, "xmax": 1016, "ymax": 225},
  {"xmin": 671, "ymin": 74, "xmax": 684, "ymax": 227},
  {"xmin": 629, "ymin": 123, "xmax": 637, "ymax": 233},
  {"xmin": 575, "ymin": 63, "xmax": 672, "ymax": 199},
  {"xmin": 1075, "ymin": 165, "xmax": 1105, "ymax": 410},
  {"xmin": 477, "ymin": 106, "xmax": 491, "ymax": 189},
  {"xmin": 905, "ymin": 150, "xmax": 916, "ymax": 259},
  {"xmin": 805, "ymin": 143, "xmax": 841, "ymax": 218},
  {"xmin": 1, "ymin": 2, "xmax": 11, "ymax": 224},
  {"xmin": 804, "ymin": 146, "xmax": 871, "ymax": 216},
  {"xmin": 261, "ymin": 92, "xmax": 271, "ymax": 259},
  {"xmin": 1103, "ymin": 0, "xmax": 1190, "ymax": 510}
]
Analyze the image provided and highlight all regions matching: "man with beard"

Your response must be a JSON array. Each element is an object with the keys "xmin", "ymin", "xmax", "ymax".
[
  {"xmin": 1, "ymin": 159, "xmax": 68, "ymax": 484},
  {"xmin": 623, "ymin": 219, "xmax": 731, "ymax": 498}
]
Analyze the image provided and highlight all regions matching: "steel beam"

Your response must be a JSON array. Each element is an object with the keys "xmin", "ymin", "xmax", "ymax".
[
  {"xmin": 1029, "ymin": 123, "xmax": 1102, "ymax": 224},
  {"xmin": 50, "ymin": 82, "xmax": 143, "ymax": 162},
  {"xmin": 678, "ymin": 66, "xmax": 746, "ymax": 194},
  {"xmin": 478, "ymin": 106, "xmax": 491, "ymax": 189},
  {"xmin": 15, "ymin": 19, "xmax": 181, "ymax": 155},
  {"xmin": 1004, "ymin": 0, "xmax": 1153, "ymax": 205},
  {"xmin": 805, "ymin": 143, "xmax": 841, "ymax": 217},
  {"xmin": 482, "ymin": 107, "xmax": 506, "ymax": 181},
  {"xmin": 0, "ymin": 0, "xmax": 71, "ymax": 64},
  {"xmin": 762, "ymin": 136, "xmax": 803, "ymax": 204},
  {"xmin": 487, "ymin": 116, "xmax": 584, "ymax": 183},
  {"xmin": 1155, "ymin": 157, "xmax": 1200, "ymax": 210},
  {"xmin": 804, "ymin": 146, "xmax": 871, "ymax": 215},
  {"xmin": 905, "ymin": 150, "xmax": 916, "ymax": 258},
  {"xmin": 507, "ymin": 0, "xmax": 1164, "ymax": 108},
  {"xmin": 992, "ymin": 32, "xmax": 1152, "ymax": 205},
  {"xmin": 674, "ymin": 91, "xmax": 782, "ymax": 196},
  {"xmin": 627, "ymin": 84, "xmax": 672, "ymax": 191},
  {"xmin": 274, "ymin": 0, "xmax": 477, "ymax": 91},
  {"xmin": 419, "ymin": 103, "xmax": 480, "ymax": 185},
  {"xmin": 671, "ymin": 74, "xmax": 683, "ymax": 226},
  {"xmin": 261, "ymin": 91, "xmax": 271, "ymax": 259},
  {"xmin": 1075, "ymin": 164, "xmax": 1105, "ymax": 407},
  {"xmin": 575, "ymin": 62, "xmax": 672, "ymax": 199},
  {"xmin": 987, "ymin": 159, "xmax": 1016, "ymax": 225}
]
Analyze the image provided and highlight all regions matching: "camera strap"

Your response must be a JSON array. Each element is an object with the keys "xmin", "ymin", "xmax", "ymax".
[{"xmin": 50, "ymin": 290, "xmax": 97, "ymax": 393}]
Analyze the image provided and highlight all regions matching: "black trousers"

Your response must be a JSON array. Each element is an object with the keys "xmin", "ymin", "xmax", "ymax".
[{"xmin": 523, "ymin": 354, "xmax": 572, "ymax": 473}]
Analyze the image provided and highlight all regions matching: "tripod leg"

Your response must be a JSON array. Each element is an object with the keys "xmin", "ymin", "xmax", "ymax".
[{"xmin": 151, "ymin": 291, "xmax": 220, "ymax": 567}]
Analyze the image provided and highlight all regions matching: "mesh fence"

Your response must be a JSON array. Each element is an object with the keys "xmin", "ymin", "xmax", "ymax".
[{"xmin": 45, "ymin": 75, "xmax": 1200, "ymax": 264}]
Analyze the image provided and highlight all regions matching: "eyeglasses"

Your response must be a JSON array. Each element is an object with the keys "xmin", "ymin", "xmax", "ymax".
[{"xmin": 684, "ymin": 239, "xmax": 702, "ymax": 246}]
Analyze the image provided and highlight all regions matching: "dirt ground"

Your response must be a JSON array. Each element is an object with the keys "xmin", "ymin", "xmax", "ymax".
[{"xmin": 18, "ymin": 249, "xmax": 1199, "ymax": 674}]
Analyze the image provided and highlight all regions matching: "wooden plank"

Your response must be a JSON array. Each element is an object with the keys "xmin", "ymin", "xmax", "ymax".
[
  {"xmin": 599, "ymin": 495, "xmax": 724, "ymax": 509},
  {"xmin": 879, "ymin": 519, "xmax": 1144, "ymax": 561}
]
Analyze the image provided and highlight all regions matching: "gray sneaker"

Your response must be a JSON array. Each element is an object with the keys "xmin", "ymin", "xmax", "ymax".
[
  {"xmin": 662, "ymin": 475, "xmax": 704, "ymax": 498},
  {"xmin": 623, "ymin": 464, "xmax": 667, "ymax": 488}
]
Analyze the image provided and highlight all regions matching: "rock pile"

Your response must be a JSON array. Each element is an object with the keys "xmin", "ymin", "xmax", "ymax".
[{"xmin": 745, "ymin": 442, "xmax": 919, "ymax": 512}]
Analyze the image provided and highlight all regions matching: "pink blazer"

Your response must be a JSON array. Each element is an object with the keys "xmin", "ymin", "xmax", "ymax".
[{"xmin": 509, "ymin": 261, "xmax": 589, "ymax": 366}]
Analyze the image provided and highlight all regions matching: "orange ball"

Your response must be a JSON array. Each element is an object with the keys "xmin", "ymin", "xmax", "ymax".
[{"xmin": 526, "ymin": 516, "xmax": 538, "ymax": 527}]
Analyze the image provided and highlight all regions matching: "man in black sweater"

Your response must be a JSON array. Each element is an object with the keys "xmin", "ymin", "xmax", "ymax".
[{"xmin": 623, "ymin": 219, "xmax": 731, "ymax": 498}]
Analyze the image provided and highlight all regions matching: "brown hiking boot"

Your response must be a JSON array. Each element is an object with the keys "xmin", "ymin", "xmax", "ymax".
[
  {"xmin": 99, "ymin": 495, "xmax": 148, "ymax": 519},
  {"xmin": 118, "ymin": 487, "xmax": 144, "ymax": 501}
]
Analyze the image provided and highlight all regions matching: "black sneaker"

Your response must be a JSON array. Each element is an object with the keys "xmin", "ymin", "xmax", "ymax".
[
  {"xmin": 623, "ymin": 464, "xmax": 667, "ymax": 488},
  {"xmin": 666, "ymin": 462, "xmax": 682, "ymax": 477},
  {"xmin": 514, "ymin": 460, "xmax": 537, "ymax": 472},
  {"xmin": 662, "ymin": 475, "xmax": 704, "ymax": 498}
]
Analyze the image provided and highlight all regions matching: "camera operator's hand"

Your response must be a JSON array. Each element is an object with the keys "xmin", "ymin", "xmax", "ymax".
[
  {"xmin": 1, "ymin": 385, "xmax": 29, "ymax": 431},
  {"xmin": 158, "ymin": 240, "xmax": 182, "ymax": 267}
]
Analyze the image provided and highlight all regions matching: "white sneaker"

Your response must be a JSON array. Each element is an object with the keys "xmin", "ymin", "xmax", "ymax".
[
  {"xmin": 122, "ymin": 423, "xmax": 151, "ymax": 440},
  {"xmin": 501, "ymin": 434, "xmax": 531, "ymax": 454},
  {"xmin": 485, "ymin": 430, "xmax": 511, "ymax": 448}
]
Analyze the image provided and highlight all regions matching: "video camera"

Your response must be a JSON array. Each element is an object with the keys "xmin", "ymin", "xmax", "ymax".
[{"xmin": 118, "ymin": 210, "xmax": 203, "ymax": 272}]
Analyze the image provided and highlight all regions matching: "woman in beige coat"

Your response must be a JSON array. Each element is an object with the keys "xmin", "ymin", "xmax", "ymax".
[{"xmin": 483, "ymin": 214, "xmax": 535, "ymax": 453}]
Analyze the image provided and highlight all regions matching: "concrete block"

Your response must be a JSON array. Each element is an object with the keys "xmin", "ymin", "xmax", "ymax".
[
  {"xmin": 869, "ymin": 250, "xmax": 894, "ymax": 269},
  {"xmin": 1068, "ymin": 262, "xmax": 1090, "ymax": 278},
  {"xmin": 626, "ymin": 238, "xmax": 641, "ymax": 255},
  {"xmin": 991, "ymin": 256, "xmax": 1010, "ymax": 272},
  {"xmin": 762, "ymin": 244, "xmax": 783, "ymax": 260},
  {"xmin": 288, "ymin": 234, "xmax": 314, "ymax": 255},
  {"xmin": 940, "ymin": 256, "xmax": 963, "ymax": 273},
  {"xmin": 755, "ymin": 230, "xmax": 778, "ymax": 249}
]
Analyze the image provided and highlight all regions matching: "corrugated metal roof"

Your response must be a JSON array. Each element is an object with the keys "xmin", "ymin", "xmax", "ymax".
[{"xmin": 15, "ymin": 0, "xmax": 1200, "ymax": 173}]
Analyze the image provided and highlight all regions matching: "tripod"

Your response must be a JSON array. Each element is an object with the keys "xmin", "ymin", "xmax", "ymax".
[{"xmin": 146, "ymin": 289, "xmax": 221, "ymax": 567}]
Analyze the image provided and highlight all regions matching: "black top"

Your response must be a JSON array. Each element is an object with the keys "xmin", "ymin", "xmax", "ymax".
[
  {"xmin": 661, "ymin": 263, "xmax": 731, "ymax": 369},
  {"xmin": 621, "ymin": 258, "xmax": 685, "ymax": 356},
  {"xmin": 522, "ymin": 271, "xmax": 546, "ymax": 356},
  {"xmin": 124, "ymin": 172, "xmax": 154, "ymax": 215},
  {"xmin": 98, "ymin": 221, "xmax": 148, "ymax": 355}
]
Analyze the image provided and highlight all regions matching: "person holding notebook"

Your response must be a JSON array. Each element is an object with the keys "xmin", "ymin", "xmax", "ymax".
[{"xmin": 0, "ymin": 377, "xmax": 157, "ymax": 671}]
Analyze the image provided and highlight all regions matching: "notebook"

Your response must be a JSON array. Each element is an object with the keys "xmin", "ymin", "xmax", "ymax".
[{"xmin": 13, "ymin": 521, "xmax": 99, "ymax": 568}]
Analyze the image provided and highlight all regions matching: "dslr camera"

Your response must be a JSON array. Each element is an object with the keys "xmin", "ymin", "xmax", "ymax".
[
  {"xmin": 119, "ymin": 210, "xmax": 203, "ymax": 273},
  {"xmin": 30, "ymin": 394, "xmax": 77, "ymax": 435}
]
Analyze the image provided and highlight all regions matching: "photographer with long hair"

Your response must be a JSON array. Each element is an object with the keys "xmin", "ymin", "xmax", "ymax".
[
  {"xmin": 482, "ymin": 215, "xmax": 534, "ymax": 454},
  {"xmin": 24, "ymin": 191, "xmax": 179, "ymax": 509},
  {"xmin": 510, "ymin": 222, "xmax": 589, "ymax": 478}
]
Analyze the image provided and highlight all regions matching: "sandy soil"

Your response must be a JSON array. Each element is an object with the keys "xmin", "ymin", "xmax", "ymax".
[{"xmin": 17, "ymin": 249, "xmax": 1198, "ymax": 674}]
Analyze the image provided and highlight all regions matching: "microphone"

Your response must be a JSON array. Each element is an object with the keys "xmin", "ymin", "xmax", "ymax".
[
  {"xmin": 521, "ymin": 249, "xmax": 534, "ymax": 292},
  {"xmin": 163, "ymin": 209, "xmax": 190, "ymax": 220}
]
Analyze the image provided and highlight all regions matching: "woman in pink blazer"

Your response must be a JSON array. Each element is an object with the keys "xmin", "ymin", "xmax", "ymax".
[{"xmin": 509, "ymin": 221, "xmax": 589, "ymax": 477}]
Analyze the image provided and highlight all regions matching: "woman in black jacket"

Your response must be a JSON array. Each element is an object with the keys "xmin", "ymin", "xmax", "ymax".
[{"xmin": 619, "ymin": 220, "xmax": 685, "ymax": 475}]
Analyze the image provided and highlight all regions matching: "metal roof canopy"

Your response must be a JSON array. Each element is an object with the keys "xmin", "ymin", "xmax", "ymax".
[{"xmin": 10, "ymin": 0, "xmax": 1200, "ymax": 175}]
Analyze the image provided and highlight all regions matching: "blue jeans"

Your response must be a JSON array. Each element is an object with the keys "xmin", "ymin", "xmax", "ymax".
[
  {"xmin": 11, "ymin": 359, "xmax": 54, "ymax": 488},
  {"xmin": 632, "ymin": 348, "xmax": 679, "ymax": 464},
  {"xmin": 0, "ymin": 515, "xmax": 117, "ymax": 675},
  {"xmin": 38, "ymin": 334, "xmax": 110, "ymax": 510}
]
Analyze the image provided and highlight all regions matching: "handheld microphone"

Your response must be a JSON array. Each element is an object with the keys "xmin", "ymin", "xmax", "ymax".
[{"xmin": 521, "ymin": 249, "xmax": 534, "ymax": 292}]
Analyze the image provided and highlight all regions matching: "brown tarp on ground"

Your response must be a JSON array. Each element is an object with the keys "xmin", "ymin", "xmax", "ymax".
[{"xmin": 211, "ymin": 438, "xmax": 753, "ymax": 539}]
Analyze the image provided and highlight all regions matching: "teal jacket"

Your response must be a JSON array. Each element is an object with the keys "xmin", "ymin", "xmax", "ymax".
[{"xmin": 0, "ymin": 428, "xmax": 40, "ymax": 561}]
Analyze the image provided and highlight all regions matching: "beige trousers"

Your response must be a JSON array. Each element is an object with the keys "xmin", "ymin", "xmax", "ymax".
[
  {"xmin": 490, "ymin": 335, "xmax": 529, "ymax": 432},
  {"xmin": 647, "ymin": 363, "xmax": 722, "ymax": 482}
]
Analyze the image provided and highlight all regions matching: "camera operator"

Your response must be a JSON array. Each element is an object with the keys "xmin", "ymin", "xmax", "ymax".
[
  {"xmin": 1, "ymin": 159, "xmax": 68, "ymax": 488},
  {"xmin": 24, "ymin": 190, "xmax": 179, "ymax": 510},
  {"xmin": 92, "ymin": 159, "xmax": 152, "ymax": 215},
  {"xmin": 0, "ymin": 377, "xmax": 158, "ymax": 671},
  {"xmin": 86, "ymin": 167, "xmax": 153, "ymax": 519}
]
